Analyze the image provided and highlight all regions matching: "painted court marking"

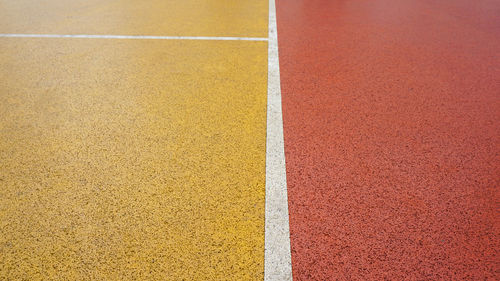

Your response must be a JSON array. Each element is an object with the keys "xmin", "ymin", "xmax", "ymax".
[
  {"xmin": 264, "ymin": 0, "xmax": 293, "ymax": 280},
  {"xmin": 0, "ymin": 34, "xmax": 268, "ymax": 41}
]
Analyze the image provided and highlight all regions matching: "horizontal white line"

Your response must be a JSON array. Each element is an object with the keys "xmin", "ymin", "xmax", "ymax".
[{"xmin": 0, "ymin": 34, "xmax": 268, "ymax": 41}]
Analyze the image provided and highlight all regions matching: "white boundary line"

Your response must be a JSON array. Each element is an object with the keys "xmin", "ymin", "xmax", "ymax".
[
  {"xmin": 264, "ymin": 0, "xmax": 293, "ymax": 280},
  {"xmin": 0, "ymin": 34, "xmax": 268, "ymax": 41}
]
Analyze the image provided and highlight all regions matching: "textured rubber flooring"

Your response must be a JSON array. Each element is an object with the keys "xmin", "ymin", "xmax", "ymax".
[
  {"xmin": 0, "ymin": 0, "xmax": 267, "ymax": 37},
  {"xmin": 0, "ymin": 38, "xmax": 267, "ymax": 280},
  {"xmin": 277, "ymin": 0, "xmax": 500, "ymax": 279}
]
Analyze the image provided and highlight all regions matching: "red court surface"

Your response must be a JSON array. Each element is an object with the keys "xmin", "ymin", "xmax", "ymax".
[{"xmin": 277, "ymin": 0, "xmax": 500, "ymax": 279}]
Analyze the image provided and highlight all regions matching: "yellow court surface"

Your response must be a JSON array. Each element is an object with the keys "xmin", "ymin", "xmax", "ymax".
[
  {"xmin": 0, "ymin": 0, "xmax": 268, "ymax": 37},
  {"xmin": 0, "ymin": 1, "xmax": 269, "ymax": 280}
]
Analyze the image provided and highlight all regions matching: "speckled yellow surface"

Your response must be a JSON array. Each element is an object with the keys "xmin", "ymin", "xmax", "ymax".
[
  {"xmin": 0, "ymin": 38, "xmax": 267, "ymax": 280},
  {"xmin": 0, "ymin": 0, "xmax": 268, "ymax": 37}
]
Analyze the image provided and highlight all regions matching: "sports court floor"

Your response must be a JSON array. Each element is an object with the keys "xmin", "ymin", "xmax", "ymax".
[{"xmin": 0, "ymin": 0, "xmax": 499, "ymax": 280}]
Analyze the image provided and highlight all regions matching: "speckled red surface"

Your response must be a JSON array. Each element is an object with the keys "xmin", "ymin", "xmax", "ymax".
[{"xmin": 276, "ymin": 0, "xmax": 500, "ymax": 279}]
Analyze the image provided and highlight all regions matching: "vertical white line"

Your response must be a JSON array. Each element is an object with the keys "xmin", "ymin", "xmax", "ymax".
[{"xmin": 265, "ymin": 0, "xmax": 293, "ymax": 280}]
